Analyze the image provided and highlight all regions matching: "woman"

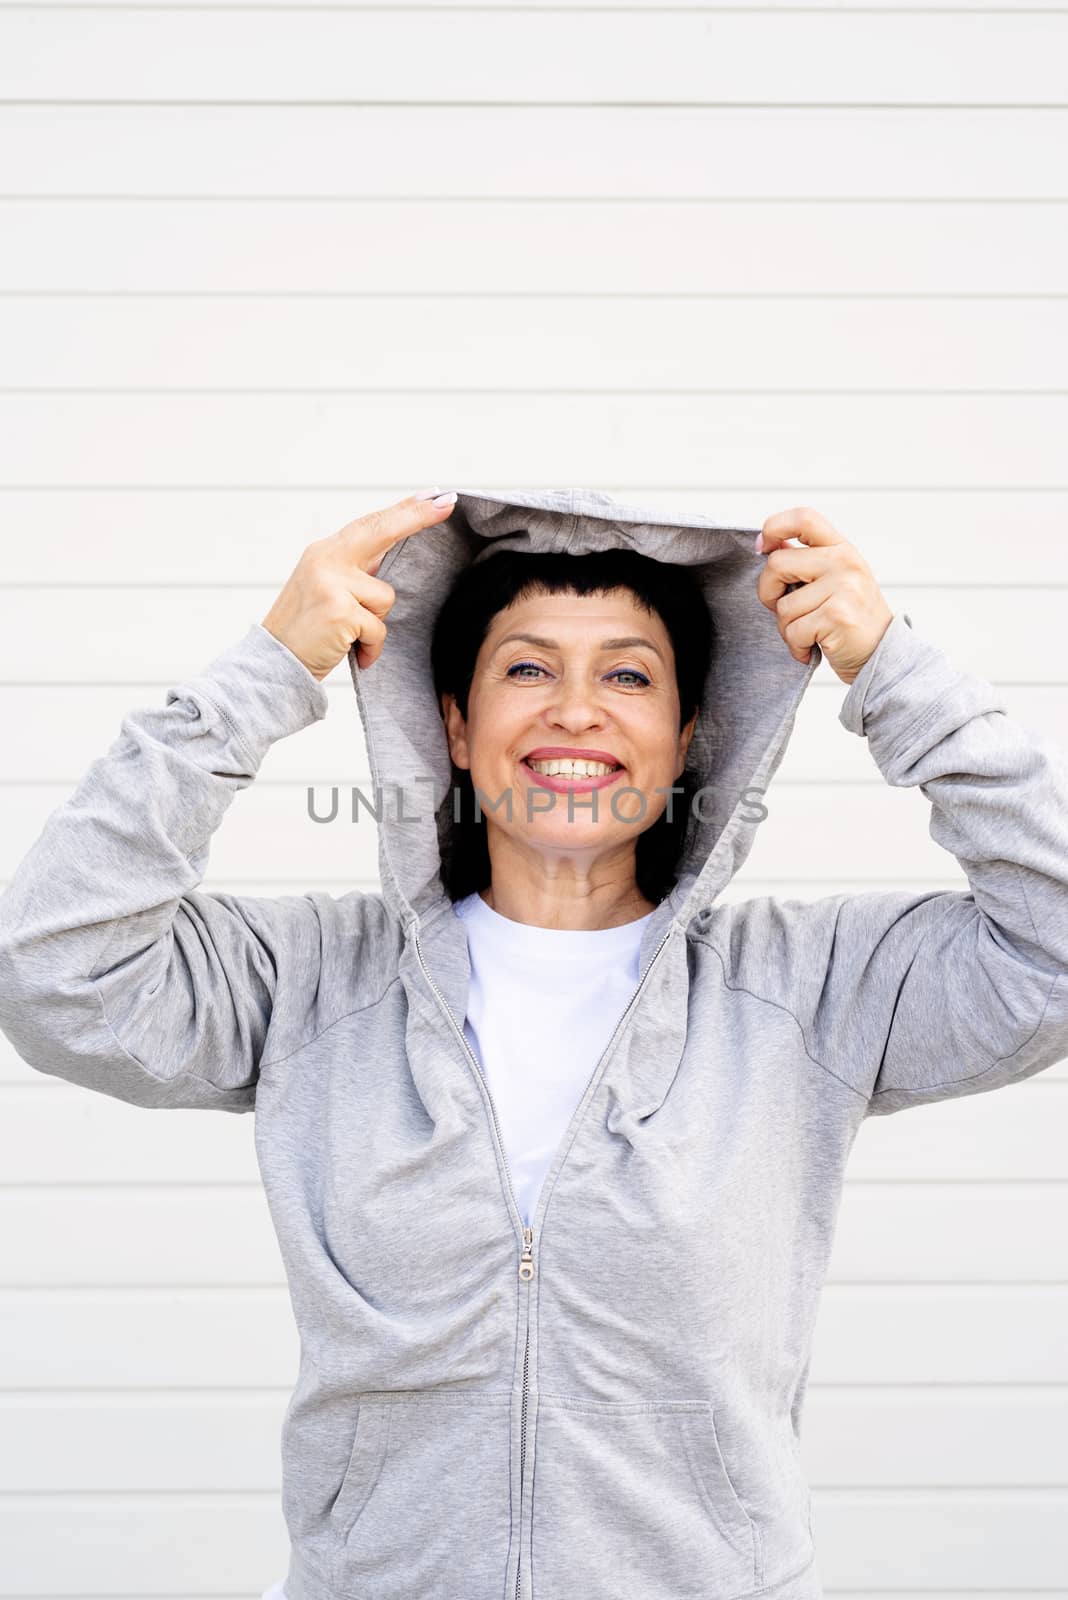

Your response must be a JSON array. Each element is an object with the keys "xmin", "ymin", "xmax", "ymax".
[{"xmin": 0, "ymin": 486, "xmax": 1065, "ymax": 1600}]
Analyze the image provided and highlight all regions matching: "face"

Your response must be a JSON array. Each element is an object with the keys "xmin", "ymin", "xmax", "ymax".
[{"xmin": 440, "ymin": 588, "xmax": 698, "ymax": 870}]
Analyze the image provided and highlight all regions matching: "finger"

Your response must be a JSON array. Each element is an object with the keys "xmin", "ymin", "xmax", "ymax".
[
  {"xmin": 776, "ymin": 593, "xmax": 832, "ymax": 663},
  {"xmin": 336, "ymin": 490, "xmax": 457, "ymax": 571},
  {"xmin": 758, "ymin": 505, "xmax": 845, "ymax": 555},
  {"xmin": 343, "ymin": 566, "xmax": 397, "ymax": 621},
  {"xmin": 350, "ymin": 603, "xmax": 389, "ymax": 670},
  {"xmin": 772, "ymin": 572, "xmax": 837, "ymax": 634},
  {"xmin": 755, "ymin": 543, "xmax": 832, "ymax": 610}
]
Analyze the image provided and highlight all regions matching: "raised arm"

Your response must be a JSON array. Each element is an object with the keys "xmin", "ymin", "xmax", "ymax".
[
  {"xmin": 720, "ymin": 608, "xmax": 1068, "ymax": 1113},
  {"xmin": 708, "ymin": 497, "xmax": 1068, "ymax": 1117},
  {"xmin": 0, "ymin": 494, "xmax": 455, "ymax": 1112},
  {"xmin": 0, "ymin": 623, "xmax": 336, "ymax": 1111}
]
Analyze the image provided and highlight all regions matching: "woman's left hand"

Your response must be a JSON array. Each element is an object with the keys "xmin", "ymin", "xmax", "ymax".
[{"xmin": 755, "ymin": 506, "xmax": 895, "ymax": 685}]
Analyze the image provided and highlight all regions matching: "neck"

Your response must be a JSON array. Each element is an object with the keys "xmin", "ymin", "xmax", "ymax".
[{"xmin": 479, "ymin": 882, "xmax": 657, "ymax": 931}]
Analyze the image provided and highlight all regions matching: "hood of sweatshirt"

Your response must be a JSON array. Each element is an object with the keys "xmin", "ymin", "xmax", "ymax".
[{"xmin": 347, "ymin": 485, "xmax": 823, "ymax": 940}]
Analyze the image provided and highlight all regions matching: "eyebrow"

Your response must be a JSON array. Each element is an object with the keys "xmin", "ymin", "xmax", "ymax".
[{"xmin": 493, "ymin": 632, "xmax": 665, "ymax": 661}]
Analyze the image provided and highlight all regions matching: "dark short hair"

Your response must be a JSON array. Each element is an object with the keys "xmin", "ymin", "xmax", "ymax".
[{"xmin": 429, "ymin": 547, "xmax": 714, "ymax": 906}]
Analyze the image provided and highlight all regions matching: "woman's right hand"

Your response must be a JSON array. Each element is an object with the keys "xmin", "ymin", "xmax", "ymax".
[{"xmin": 260, "ymin": 489, "xmax": 458, "ymax": 680}]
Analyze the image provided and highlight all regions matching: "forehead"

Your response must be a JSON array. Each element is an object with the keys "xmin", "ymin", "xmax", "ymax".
[{"xmin": 484, "ymin": 588, "xmax": 665, "ymax": 638}]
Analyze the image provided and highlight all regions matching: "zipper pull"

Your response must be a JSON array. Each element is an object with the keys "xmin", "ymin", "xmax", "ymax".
[{"xmin": 518, "ymin": 1226, "xmax": 535, "ymax": 1281}]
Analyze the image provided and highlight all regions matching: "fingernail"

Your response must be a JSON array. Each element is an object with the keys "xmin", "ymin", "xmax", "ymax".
[
  {"xmin": 413, "ymin": 486, "xmax": 442, "ymax": 501},
  {"xmin": 432, "ymin": 491, "xmax": 458, "ymax": 508},
  {"xmin": 753, "ymin": 531, "xmax": 764, "ymax": 554}
]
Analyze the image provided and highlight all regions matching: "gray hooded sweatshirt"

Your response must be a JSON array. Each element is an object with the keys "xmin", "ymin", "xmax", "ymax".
[{"xmin": 1, "ymin": 487, "xmax": 1066, "ymax": 1600}]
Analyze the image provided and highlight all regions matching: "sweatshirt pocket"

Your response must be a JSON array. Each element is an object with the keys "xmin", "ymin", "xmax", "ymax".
[
  {"xmin": 327, "ymin": 1389, "xmax": 512, "ymax": 1600},
  {"xmin": 532, "ymin": 1396, "xmax": 760, "ymax": 1598},
  {"xmin": 329, "ymin": 1399, "xmax": 391, "ymax": 1537}
]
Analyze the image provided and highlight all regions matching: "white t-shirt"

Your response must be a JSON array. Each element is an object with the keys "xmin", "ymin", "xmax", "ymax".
[
  {"xmin": 260, "ymin": 890, "xmax": 653, "ymax": 1598},
  {"xmin": 452, "ymin": 889, "xmax": 655, "ymax": 1227}
]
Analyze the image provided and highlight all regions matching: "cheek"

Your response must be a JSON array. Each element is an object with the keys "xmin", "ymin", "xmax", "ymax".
[
  {"xmin": 465, "ymin": 700, "xmax": 523, "ymax": 771},
  {"xmin": 630, "ymin": 719, "xmax": 682, "ymax": 771}
]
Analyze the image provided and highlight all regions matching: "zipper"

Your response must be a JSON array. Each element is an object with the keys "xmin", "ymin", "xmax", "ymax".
[
  {"xmin": 516, "ymin": 1234, "xmax": 533, "ymax": 1600},
  {"xmin": 518, "ymin": 1225, "xmax": 535, "ymax": 1283},
  {"xmin": 413, "ymin": 916, "xmax": 675, "ymax": 1600}
]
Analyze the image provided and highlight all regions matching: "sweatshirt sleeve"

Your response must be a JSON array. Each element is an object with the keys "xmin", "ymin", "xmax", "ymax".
[
  {"xmin": 723, "ymin": 612, "xmax": 1068, "ymax": 1116},
  {"xmin": 0, "ymin": 622, "xmax": 332, "ymax": 1113}
]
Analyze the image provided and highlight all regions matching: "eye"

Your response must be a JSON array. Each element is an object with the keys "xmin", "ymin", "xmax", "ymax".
[
  {"xmin": 504, "ymin": 662, "xmax": 650, "ymax": 688},
  {"xmin": 608, "ymin": 669, "xmax": 650, "ymax": 688}
]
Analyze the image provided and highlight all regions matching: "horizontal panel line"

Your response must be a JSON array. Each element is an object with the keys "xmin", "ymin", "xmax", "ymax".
[
  {"xmin": 3, "ymin": 193, "xmax": 1068, "ymax": 205},
  {"xmin": 4, "ymin": 291, "xmax": 1068, "ymax": 302},
  {"xmin": 6, "ymin": 98, "xmax": 1068, "ymax": 110},
  {"xmin": 0, "ymin": 4, "xmax": 1061, "ymax": 12},
  {"xmin": 815, "ymin": 1484, "xmax": 1068, "ymax": 1493},
  {"xmin": 0, "ymin": 1287, "xmax": 289, "ymax": 1298},
  {"xmin": 0, "ymin": 2, "xmax": 1044, "ymax": 9},
  {"xmin": 830, "ymin": 1279, "xmax": 1068, "ymax": 1287},
  {"xmin": 805, "ymin": 1381, "xmax": 1068, "ymax": 1390},
  {"xmin": 0, "ymin": 3, "xmax": 1065, "ymax": 12},
  {"xmin": 5, "ymin": 385, "xmax": 1068, "ymax": 396},
  {"xmin": 0, "ymin": 1386, "xmax": 289, "ymax": 1397},
  {"xmin": 0, "ymin": 1282, "xmax": 297, "ymax": 1290},
  {"xmin": 0, "ymin": 1488, "xmax": 281, "ymax": 1499}
]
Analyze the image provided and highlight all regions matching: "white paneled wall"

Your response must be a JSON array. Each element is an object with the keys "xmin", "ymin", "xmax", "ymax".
[{"xmin": 0, "ymin": 4, "xmax": 1066, "ymax": 1596}]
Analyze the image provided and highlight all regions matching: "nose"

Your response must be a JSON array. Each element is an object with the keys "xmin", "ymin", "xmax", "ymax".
[{"xmin": 544, "ymin": 673, "xmax": 608, "ymax": 731}]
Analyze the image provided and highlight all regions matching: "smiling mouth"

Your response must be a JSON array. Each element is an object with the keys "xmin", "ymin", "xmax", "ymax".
[
  {"xmin": 518, "ymin": 757, "xmax": 628, "ymax": 796},
  {"xmin": 522, "ymin": 757, "xmax": 624, "ymax": 778}
]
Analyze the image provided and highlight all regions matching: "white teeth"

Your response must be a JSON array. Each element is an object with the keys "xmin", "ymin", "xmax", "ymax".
[{"xmin": 526, "ymin": 758, "xmax": 620, "ymax": 778}]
